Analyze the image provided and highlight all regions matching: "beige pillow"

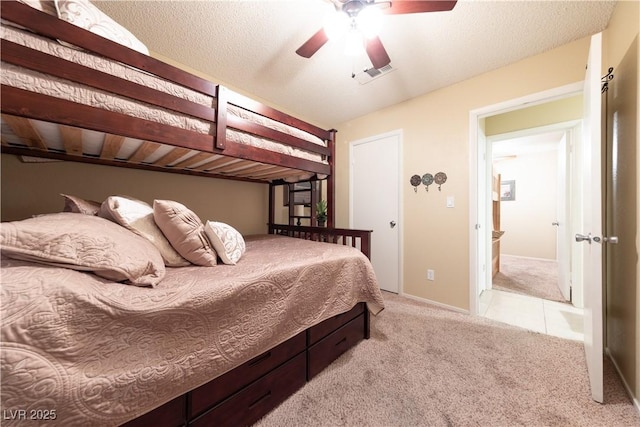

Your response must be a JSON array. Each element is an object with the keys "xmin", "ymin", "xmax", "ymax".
[
  {"xmin": 61, "ymin": 193, "xmax": 101, "ymax": 215},
  {"xmin": 100, "ymin": 196, "xmax": 190, "ymax": 268},
  {"xmin": 204, "ymin": 221, "xmax": 246, "ymax": 265},
  {"xmin": 0, "ymin": 212, "xmax": 165, "ymax": 286},
  {"xmin": 54, "ymin": 0, "xmax": 149, "ymax": 55},
  {"xmin": 153, "ymin": 200, "xmax": 217, "ymax": 267}
]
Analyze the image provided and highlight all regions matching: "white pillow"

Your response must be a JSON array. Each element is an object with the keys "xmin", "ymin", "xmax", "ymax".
[
  {"xmin": 54, "ymin": 0, "xmax": 149, "ymax": 55},
  {"xmin": 204, "ymin": 221, "xmax": 246, "ymax": 265},
  {"xmin": 100, "ymin": 196, "xmax": 189, "ymax": 267},
  {"xmin": 153, "ymin": 200, "xmax": 217, "ymax": 267}
]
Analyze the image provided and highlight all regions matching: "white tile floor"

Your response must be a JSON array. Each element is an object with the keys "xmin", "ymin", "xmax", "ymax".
[{"xmin": 479, "ymin": 289, "xmax": 584, "ymax": 341}]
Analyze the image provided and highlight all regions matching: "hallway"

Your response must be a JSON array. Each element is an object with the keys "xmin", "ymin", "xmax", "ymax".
[{"xmin": 480, "ymin": 289, "xmax": 584, "ymax": 341}]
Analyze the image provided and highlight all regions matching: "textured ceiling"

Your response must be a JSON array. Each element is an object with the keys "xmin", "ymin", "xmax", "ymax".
[{"xmin": 93, "ymin": 0, "xmax": 616, "ymax": 128}]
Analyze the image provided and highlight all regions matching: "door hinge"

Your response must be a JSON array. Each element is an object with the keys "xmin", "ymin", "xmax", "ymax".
[{"xmin": 569, "ymin": 286, "xmax": 573, "ymax": 302}]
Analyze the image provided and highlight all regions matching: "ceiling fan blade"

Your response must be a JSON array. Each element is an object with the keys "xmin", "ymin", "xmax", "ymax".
[
  {"xmin": 296, "ymin": 28, "xmax": 329, "ymax": 58},
  {"xmin": 365, "ymin": 36, "xmax": 391, "ymax": 69},
  {"xmin": 383, "ymin": 0, "xmax": 457, "ymax": 15}
]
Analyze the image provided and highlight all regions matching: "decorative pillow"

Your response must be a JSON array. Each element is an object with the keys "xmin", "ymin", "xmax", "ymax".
[
  {"xmin": 204, "ymin": 221, "xmax": 246, "ymax": 265},
  {"xmin": 17, "ymin": 0, "xmax": 58, "ymax": 16},
  {"xmin": 0, "ymin": 212, "xmax": 165, "ymax": 286},
  {"xmin": 153, "ymin": 200, "xmax": 217, "ymax": 267},
  {"xmin": 61, "ymin": 193, "xmax": 101, "ymax": 215},
  {"xmin": 100, "ymin": 196, "xmax": 190, "ymax": 267},
  {"xmin": 54, "ymin": 0, "xmax": 149, "ymax": 55}
]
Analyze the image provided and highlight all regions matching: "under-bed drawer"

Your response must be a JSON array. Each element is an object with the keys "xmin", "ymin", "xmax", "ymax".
[
  {"xmin": 121, "ymin": 395, "xmax": 186, "ymax": 427},
  {"xmin": 308, "ymin": 312, "xmax": 366, "ymax": 379},
  {"xmin": 190, "ymin": 331, "xmax": 305, "ymax": 418},
  {"xmin": 189, "ymin": 352, "xmax": 306, "ymax": 427},
  {"xmin": 308, "ymin": 302, "xmax": 365, "ymax": 345}
]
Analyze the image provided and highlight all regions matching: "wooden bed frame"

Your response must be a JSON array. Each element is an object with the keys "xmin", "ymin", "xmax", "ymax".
[
  {"xmin": 1, "ymin": 2, "xmax": 377, "ymax": 425},
  {"xmin": 0, "ymin": 0, "xmax": 337, "ymax": 226}
]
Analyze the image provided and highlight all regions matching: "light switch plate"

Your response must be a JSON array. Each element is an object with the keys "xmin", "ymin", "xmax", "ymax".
[{"xmin": 446, "ymin": 196, "xmax": 455, "ymax": 208}]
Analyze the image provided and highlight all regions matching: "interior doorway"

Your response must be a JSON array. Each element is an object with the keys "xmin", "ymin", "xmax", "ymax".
[
  {"xmin": 479, "ymin": 126, "xmax": 584, "ymax": 341},
  {"xmin": 467, "ymin": 82, "xmax": 585, "ymax": 336}
]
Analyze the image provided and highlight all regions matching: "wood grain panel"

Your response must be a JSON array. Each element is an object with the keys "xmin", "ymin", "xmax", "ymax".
[
  {"xmin": 59, "ymin": 125, "xmax": 82, "ymax": 155},
  {"xmin": 100, "ymin": 134, "xmax": 125, "ymax": 159}
]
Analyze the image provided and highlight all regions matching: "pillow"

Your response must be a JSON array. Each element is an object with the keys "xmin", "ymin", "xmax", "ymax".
[
  {"xmin": 100, "ymin": 196, "xmax": 190, "ymax": 268},
  {"xmin": 54, "ymin": 0, "xmax": 149, "ymax": 55},
  {"xmin": 153, "ymin": 200, "xmax": 217, "ymax": 267},
  {"xmin": 61, "ymin": 193, "xmax": 101, "ymax": 215},
  {"xmin": 0, "ymin": 212, "xmax": 165, "ymax": 286},
  {"xmin": 204, "ymin": 221, "xmax": 246, "ymax": 265}
]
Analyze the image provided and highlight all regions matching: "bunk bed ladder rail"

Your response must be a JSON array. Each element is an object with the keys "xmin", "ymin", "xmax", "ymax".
[{"xmin": 267, "ymin": 224, "xmax": 372, "ymax": 260}]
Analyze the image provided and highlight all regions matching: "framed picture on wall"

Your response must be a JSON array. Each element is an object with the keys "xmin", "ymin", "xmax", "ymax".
[{"xmin": 500, "ymin": 180, "xmax": 516, "ymax": 201}]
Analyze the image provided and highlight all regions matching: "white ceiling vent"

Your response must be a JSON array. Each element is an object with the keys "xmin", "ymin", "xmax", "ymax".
[{"xmin": 353, "ymin": 64, "xmax": 395, "ymax": 85}]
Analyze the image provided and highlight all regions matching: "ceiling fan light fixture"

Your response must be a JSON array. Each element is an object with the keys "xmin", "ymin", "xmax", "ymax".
[
  {"xmin": 324, "ymin": 10, "xmax": 350, "ymax": 40},
  {"xmin": 356, "ymin": 5, "xmax": 384, "ymax": 39},
  {"xmin": 344, "ymin": 28, "xmax": 365, "ymax": 56}
]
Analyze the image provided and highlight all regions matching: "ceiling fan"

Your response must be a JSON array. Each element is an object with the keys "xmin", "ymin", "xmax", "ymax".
[{"xmin": 295, "ymin": 0, "xmax": 457, "ymax": 70}]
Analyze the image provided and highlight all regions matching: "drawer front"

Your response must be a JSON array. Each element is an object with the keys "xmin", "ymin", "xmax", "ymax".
[
  {"xmin": 190, "ymin": 331, "xmax": 305, "ymax": 417},
  {"xmin": 189, "ymin": 353, "xmax": 306, "ymax": 427},
  {"xmin": 121, "ymin": 395, "xmax": 186, "ymax": 427},
  {"xmin": 308, "ymin": 313, "xmax": 365, "ymax": 379},
  {"xmin": 308, "ymin": 302, "xmax": 365, "ymax": 345}
]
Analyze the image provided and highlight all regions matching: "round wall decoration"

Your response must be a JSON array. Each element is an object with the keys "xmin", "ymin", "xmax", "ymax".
[
  {"xmin": 410, "ymin": 174, "xmax": 421, "ymax": 192},
  {"xmin": 421, "ymin": 173, "xmax": 434, "ymax": 191},
  {"xmin": 434, "ymin": 172, "xmax": 447, "ymax": 191}
]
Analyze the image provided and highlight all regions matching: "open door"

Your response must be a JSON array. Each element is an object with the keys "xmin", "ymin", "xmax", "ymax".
[{"xmin": 575, "ymin": 32, "xmax": 604, "ymax": 403}]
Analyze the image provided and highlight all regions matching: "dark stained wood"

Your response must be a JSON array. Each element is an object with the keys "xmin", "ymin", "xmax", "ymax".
[
  {"xmin": 1, "ymin": 146, "xmax": 264, "ymax": 184},
  {"xmin": 0, "ymin": 1, "xmax": 218, "ymax": 97},
  {"xmin": 307, "ymin": 314, "xmax": 366, "ymax": 380},
  {"xmin": 267, "ymin": 224, "xmax": 372, "ymax": 259},
  {"xmin": 1, "ymin": 40, "xmax": 217, "ymax": 123},
  {"xmin": 226, "ymin": 115, "xmax": 330, "ymax": 157},
  {"xmin": 225, "ymin": 90, "xmax": 330, "ymax": 142},
  {"xmin": 308, "ymin": 302, "xmax": 365, "ymax": 345},
  {"xmin": 1, "ymin": 86, "xmax": 216, "ymax": 152},
  {"xmin": 189, "ymin": 354, "xmax": 307, "ymax": 427},
  {"xmin": 327, "ymin": 129, "xmax": 337, "ymax": 228},
  {"xmin": 190, "ymin": 332, "xmax": 305, "ymax": 418},
  {"xmin": 215, "ymin": 85, "xmax": 228, "ymax": 150},
  {"xmin": 121, "ymin": 395, "xmax": 186, "ymax": 427}
]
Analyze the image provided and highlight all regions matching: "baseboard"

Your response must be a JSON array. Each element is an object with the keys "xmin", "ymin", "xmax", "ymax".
[
  {"xmin": 501, "ymin": 254, "xmax": 556, "ymax": 262},
  {"xmin": 400, "ymin": 292, "xmax": 470, "ymax": 314},
  {"xmin": 605, "ymin": 348, "xmax": 640, "ymax": 414}
]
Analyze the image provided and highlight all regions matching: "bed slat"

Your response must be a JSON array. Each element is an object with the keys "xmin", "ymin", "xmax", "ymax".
[
  {"xmin": 101, "ymin": 134, "xmax": 125, "ymax": 159},
  {"xmin": 2, "ymin": 115, "xmax": 47, "ymax": 150}
]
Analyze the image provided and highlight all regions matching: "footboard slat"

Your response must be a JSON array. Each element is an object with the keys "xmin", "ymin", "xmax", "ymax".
[{"xmin": 268, "ymin": 224, "xmax": 372, "ymax": 259}]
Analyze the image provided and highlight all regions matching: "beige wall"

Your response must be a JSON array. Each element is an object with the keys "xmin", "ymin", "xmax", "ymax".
[
  {"xmin": 494, "ymin": 150, "xmax": 558, "ymax": 260},
  {"xmin": 335, "ymin": 37, "xmax": 590, "ymax": 310},
  {"xmin": 602, "ymin": 0, "xmax": 640, "ymax": 409},
  {"xmin": 485, "ymin": 95, "xmax": 583, "ymax": 136},
  {"xmin": 1, "ymin": 154, "xmax": 268, "ymax": 235}
]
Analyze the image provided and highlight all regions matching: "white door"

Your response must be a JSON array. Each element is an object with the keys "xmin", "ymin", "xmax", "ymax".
[
  {"xmin": 577, "ymin": 32, "xmax": 604, "ymax": 403},
  {"xmin": 556, "ymin": 132, "xmax": 571, "ymax": 301},
  {"xmin": 350, "ymin": 131, "xmax": 401, "ymax": 293}
]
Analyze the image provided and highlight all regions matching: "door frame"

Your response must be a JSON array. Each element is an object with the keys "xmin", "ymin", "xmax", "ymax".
[
  {"xmin": 349, "ymin": 129, "xmax": 404, "ymax": 294},
  {"xmin": 468, "ymin": 82, "xmax": 583, "ymax": 315}
]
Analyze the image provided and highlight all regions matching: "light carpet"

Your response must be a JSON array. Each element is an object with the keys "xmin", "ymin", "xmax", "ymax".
[
  {"xmin": 256, "ymin": 292, "xmax": 639, "ymax": 427},
  {"xmin": 493, "ymin": 255, "xmax": 566, "ymax": 302}
]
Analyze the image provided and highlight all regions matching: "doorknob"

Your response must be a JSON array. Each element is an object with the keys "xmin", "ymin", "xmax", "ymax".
[
  {"xmin": 575, "ymin": 233, "xmax": 592, "ymax": 244},
  {"xmin": 552, "ymin": 221, "xmax": 559, "ymax": 226},
  {"xmin": 390, "ymin": 221, "xmax": 397, "ymax": 228},
  {"xmin": 594, "ymin": 236, "xmax": 619, "ymax": 244}
]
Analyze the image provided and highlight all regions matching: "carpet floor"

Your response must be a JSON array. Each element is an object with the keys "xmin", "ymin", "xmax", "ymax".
[
  {"xmin": 256, "ymin": 292, "xmax": 639, "ymax": 427},
  {"xmin": 492, "ymin": 255, "xmax": 566, "ymax": 302}
]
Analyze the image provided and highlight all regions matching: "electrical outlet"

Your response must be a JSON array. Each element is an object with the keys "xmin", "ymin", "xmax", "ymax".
[{"xmin": 427, "ymin": 269, "xmax": 435, "ymax": 281}]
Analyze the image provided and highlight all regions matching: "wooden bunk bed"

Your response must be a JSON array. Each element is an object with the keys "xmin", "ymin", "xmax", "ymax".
[{"xmin": 0, "ymin": 1, "xmax": 383, "ymax": 426}]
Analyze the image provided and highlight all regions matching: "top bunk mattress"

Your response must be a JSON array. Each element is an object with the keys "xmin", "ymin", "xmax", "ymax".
[{"xmin": 0, "ymin": 2, "xmax": 331, "ymax": 182}]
